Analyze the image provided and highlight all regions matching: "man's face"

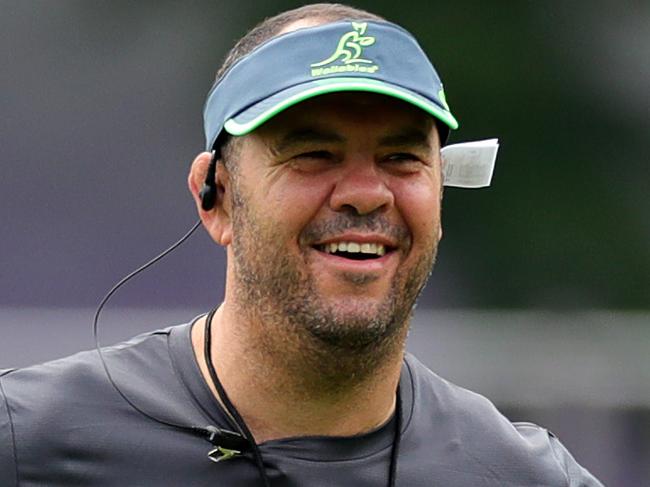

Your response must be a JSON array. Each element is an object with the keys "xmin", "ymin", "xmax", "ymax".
[{"xmin": 227, "ymin": 92, "xmax": 442, "ymax": 351}]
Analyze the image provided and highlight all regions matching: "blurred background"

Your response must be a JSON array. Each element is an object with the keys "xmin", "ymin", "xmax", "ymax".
[{"xmin": 1, "ymin": 1, "xmax": 648, "ymax": 485}]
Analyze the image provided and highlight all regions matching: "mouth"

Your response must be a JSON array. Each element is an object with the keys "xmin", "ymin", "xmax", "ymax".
[{"xmin": 313, "ymin": 241, "xmax": 397, "ymax": 261}]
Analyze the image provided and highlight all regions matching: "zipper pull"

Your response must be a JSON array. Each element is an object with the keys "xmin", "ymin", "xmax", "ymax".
[{"xmin": 208, "ymin": 445, "xmax": 242, "ymax": 463}]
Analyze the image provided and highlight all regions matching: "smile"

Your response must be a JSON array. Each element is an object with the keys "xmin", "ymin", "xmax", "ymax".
[{"xmin": 315, "ymin": 241, "xmax": 394, "ymax": 260}]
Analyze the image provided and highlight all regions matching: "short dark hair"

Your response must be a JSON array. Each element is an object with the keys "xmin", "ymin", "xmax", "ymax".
[{"xmin": 218, "ymin": 3, "xmax": 385, "ymax": 168}]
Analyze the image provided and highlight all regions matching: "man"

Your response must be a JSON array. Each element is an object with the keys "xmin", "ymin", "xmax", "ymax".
[{"xmin": 0, "ymin": 4, "xmax": 603, "ymax": 486}]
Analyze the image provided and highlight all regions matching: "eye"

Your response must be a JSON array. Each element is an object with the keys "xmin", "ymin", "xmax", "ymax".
[
  {"xmin": 289, "ymin": 150, "xmax": 337, "ymax": 172},
  {"xmin": 295, "ymin": 150, "xmax": 333, "ymax": 160},
  {"xmin": 381, "ymin": 151, "xmax": 436, "ymax": 176},
  {"xmin": 382, "ymin": 152, "xmax": 428, "ymax": 173},
  {"xmin": 384, "ymin": 152, "xmax": 418, "ymax": 163}
]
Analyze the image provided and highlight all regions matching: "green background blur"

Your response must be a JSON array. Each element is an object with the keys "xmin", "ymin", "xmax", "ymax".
[
  {"xmin": 2, "ymin": 0, "xmax": 648, "ymax": 309},
  {"xmin": 2, "ymin": 2, "xmax": 649, "ymax": 485}
]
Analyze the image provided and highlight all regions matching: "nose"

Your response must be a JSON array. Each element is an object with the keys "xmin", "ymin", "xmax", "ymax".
[{"xmin": 329, "ymin": 159, "xmax": 394, "ymax": 215}]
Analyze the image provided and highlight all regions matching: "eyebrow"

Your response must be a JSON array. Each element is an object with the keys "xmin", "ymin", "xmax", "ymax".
[
  {"xmin": 377, "ymin": 129, "xmax": 433, "ymax": 151},
  {"xmin": 272, "ymin": 128, "xmax": 345, "ymax": 154},
  {"xmin": 271, "ymin": 126, "xmax": 434, "ymax": 154}
]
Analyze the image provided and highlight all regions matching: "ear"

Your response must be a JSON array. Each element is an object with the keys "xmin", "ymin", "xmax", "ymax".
[
  {"xmin": 188, "ymin": 152, "xmax": 233, "ymax": 246},
  {"xmin": 438, "ymin": 183, "xmax": 444, "ymax": 242}
]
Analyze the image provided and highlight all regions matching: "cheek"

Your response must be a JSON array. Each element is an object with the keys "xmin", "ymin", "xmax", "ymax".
[
  {"xmin": 393, "ymin": 179, "xmax": 442, "ymax": 239},
  {"xmin": 262, "ymin": 174, "xmax": 333, "ymax": 238}
]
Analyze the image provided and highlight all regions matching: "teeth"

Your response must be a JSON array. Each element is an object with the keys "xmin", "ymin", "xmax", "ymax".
[
  {"xmin": 320, "ymin": 241, "xmax": 388, "ymax": 256},
  {"xmin": 347, "ymin": 242, "xmax": 361, "ymax": 253}
]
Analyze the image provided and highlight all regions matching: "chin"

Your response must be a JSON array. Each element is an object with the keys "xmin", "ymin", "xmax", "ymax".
[
  {"xmin": 295, "ymin": 295, "xmax": 407, "ymax": 351},
  {"xmin": 319, "ymin": 294, "xmax": 389, "ymax": 317}
]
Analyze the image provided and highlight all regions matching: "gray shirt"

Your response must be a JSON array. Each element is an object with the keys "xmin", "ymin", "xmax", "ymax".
[{"xmin": 0, "ymin": 320, "xmax": 603, "ymax": 486}]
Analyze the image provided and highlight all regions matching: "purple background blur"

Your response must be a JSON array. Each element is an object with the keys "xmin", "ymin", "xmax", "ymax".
[{"xmin": 1, "ymin": 2, "xmax": 649, "ymax": 485}]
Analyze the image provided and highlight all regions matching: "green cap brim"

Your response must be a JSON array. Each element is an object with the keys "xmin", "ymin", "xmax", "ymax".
[{"xmin": 223, "ymin": 77, "xmax": 458, "ymax": 136}]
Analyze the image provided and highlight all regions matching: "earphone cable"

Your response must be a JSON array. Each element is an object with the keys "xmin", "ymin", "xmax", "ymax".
[
  {"xmin": 92, "ymin": 219, "xmax": 211, "ymax": 439},
  {"xmin": 388, "ymin": 385, "xmax": 402, "ymax": 487},
  {"xmin": 93, "ymin": 217, "xmax": 402, "ymax": 484},
  {"xmin": 204, "ymin": 307, "xmax": 271, "ymax": 487}
]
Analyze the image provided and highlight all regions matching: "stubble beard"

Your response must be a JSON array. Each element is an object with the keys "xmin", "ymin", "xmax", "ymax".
[{"xmin": 229, "ymin": 189, "xmax": 438, "ymax": 390}]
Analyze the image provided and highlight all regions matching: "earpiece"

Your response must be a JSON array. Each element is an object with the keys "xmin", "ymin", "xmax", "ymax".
[{"xmin": 199, "ymin": 150, "xmax": 219, "ymax": 211}]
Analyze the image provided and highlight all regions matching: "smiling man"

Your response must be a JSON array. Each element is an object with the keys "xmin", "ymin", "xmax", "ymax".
[
  {"xmin": 188, "ymin": 92, "xmax": 441, "ymax": 446},
  {"xmin": 0, "ymin": 3, "xmax": 603, "ymax": 487}
]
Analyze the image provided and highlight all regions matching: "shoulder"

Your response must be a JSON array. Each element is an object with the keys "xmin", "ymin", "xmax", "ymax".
[
  {"xmin": 0, "ymin": 325, "xmax": 187, "ymax": 485},
  {"xmin": 0, "ymin": 326, "xmax": 175, "ymax": 410},
  {"xmin": 0, "ymin": 369, "xmax": 18, "ymax": 487},
  {"xmin": 404, "ymin": 352, "xmax": 510, "ymax": 428},
  {"xmin": 403, "ymin": 354, "xmax": 604, "ymax": 486}
]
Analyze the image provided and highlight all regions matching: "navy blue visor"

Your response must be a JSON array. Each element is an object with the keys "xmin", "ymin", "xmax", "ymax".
[{"xmin": 203, "ymin": 20, "xmax": 459, "ymax": 151}]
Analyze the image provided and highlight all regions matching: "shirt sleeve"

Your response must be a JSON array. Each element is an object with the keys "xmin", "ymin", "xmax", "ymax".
[
  {"xmin": 0, "ymin": 372, "xmax": 19, "ymax": 487},
  {"xmin": 547, "ymin": 430, "xmax": 605, "ymax": 487}
]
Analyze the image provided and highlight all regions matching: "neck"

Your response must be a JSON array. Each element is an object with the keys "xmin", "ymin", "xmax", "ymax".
[{"xmin": 191, "ymin": 302, "xmax": 405, "ymax": 444}]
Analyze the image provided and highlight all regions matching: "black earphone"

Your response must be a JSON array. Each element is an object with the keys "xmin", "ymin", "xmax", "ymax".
[
  {"xmin": 93, "ymin": 143, "xmax": 253, "ymax": 463},
  {"xmin": 92, "ymin": 217, "xmax": 251, "ymax": 461},
  {"xmin": 94, "ymin": 141, "xmax": 402, "ymax": 486},
  {"xmin": 199, "ymin": 149, "xmax": 219, "ymax": 211}
]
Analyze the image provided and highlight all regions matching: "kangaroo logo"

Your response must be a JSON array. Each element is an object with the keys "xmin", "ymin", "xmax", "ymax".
[
  {"xmin": 310, "ymin": 22, "xmax": 379, "ymax": 76},
  {"xmin": 312, "ymin": 22, "xmax": 376, "ymax": 67}
]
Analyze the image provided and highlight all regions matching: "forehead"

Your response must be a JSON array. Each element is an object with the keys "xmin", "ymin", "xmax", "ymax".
[{"xmin": 251, "ymin": 92, "xmax": 439, "ymax": 144}]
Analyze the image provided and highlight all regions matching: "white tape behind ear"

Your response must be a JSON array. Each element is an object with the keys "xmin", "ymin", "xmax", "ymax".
[{"xmin": 441, "ymin": 138, "xmax": 499, "ymax": 188}]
